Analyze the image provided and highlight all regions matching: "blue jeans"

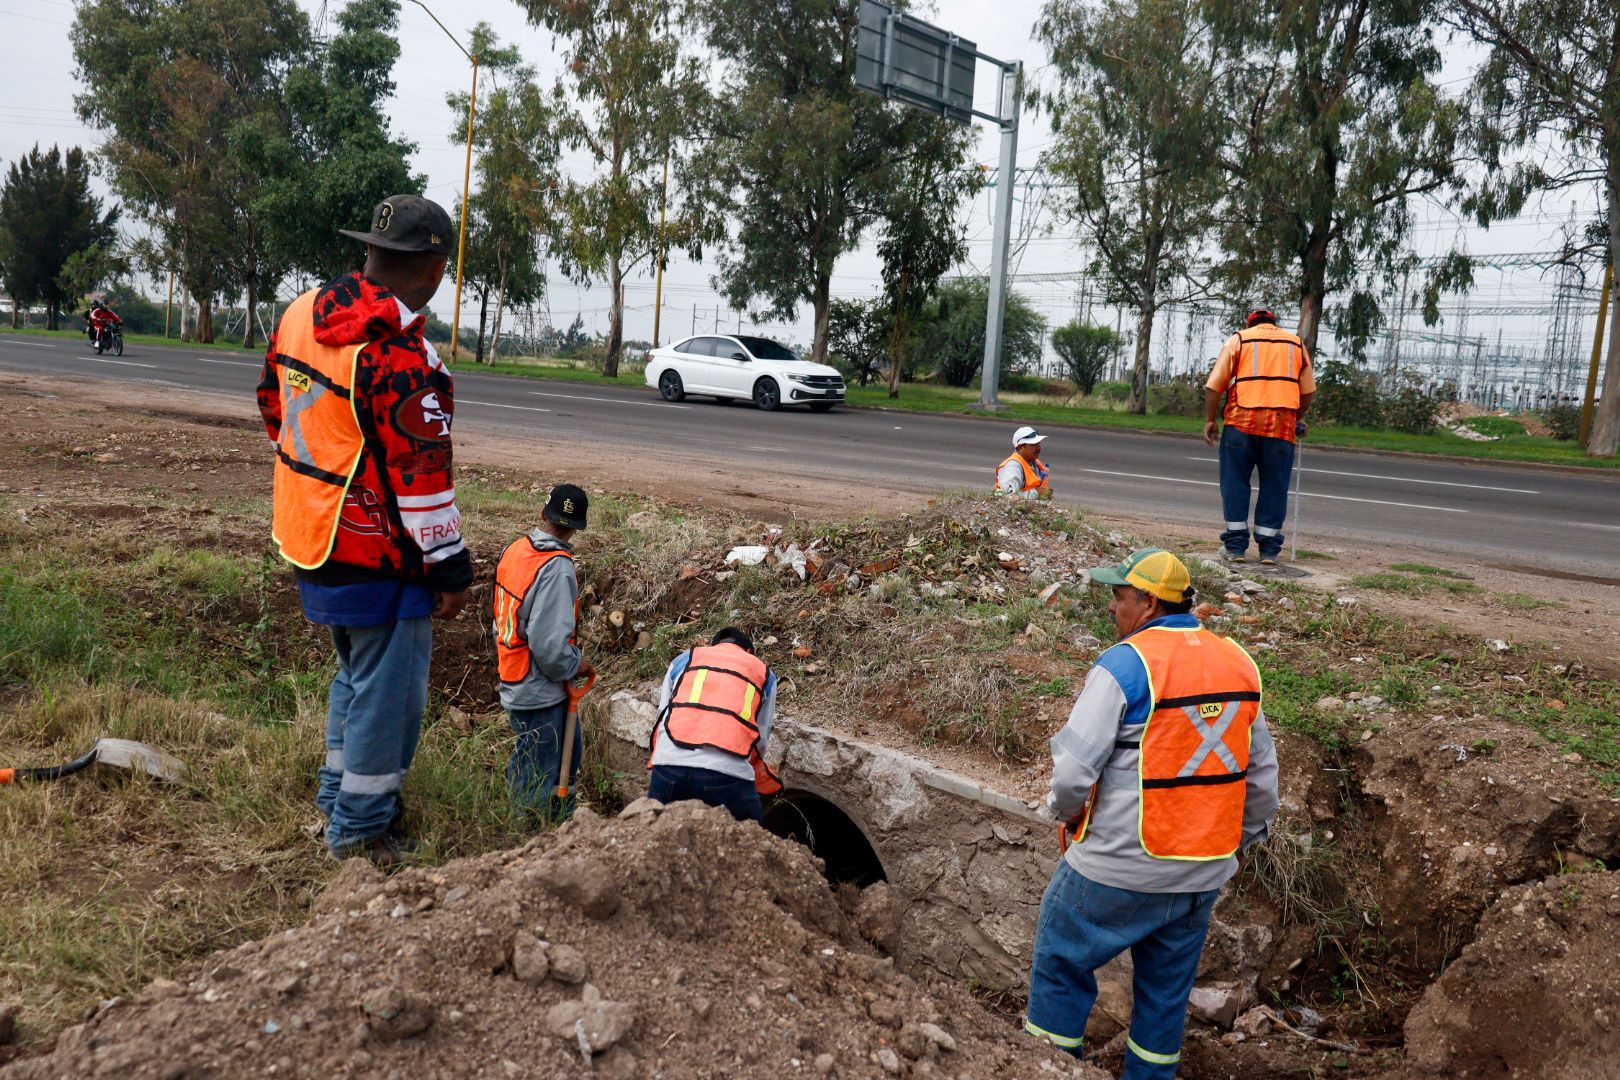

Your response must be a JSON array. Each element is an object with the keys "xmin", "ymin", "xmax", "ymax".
[
  {"xmin": 509, "ymin": 700, "xmax": 579, "ymax": 820},
  {"xmin": 317, "ymin": 617, "xmax": 432, "ymax": 852},
  {"xmin": 1025, "ymin": 862, "xmax": 1218, "ymax": 1078},
  {"xmin": 647, "ymin": 764, "xmax": 763, "ymax": 822},
  {"xmin": 1218, "ymin": 425, "xmax": 1295, "ymax": 556}
]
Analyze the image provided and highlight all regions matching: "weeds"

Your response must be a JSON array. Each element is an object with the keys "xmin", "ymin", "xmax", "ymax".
[
  {"xmin": 1499, "ymin": 592, "xmax": 1559, "ymax": 611},
  {"xmin": 1350, "ymin": 571, "xmax": 1481, "ymax": 597}
]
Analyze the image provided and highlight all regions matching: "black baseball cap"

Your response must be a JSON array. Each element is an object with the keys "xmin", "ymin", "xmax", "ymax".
[
  {"xmin": 543, "ymin": 484, "xmax": 589, "ymax": 530},
  {"xmin": 712, "ymin": 627, "xmax": 754, "ymax": 653},
  {"xmin": 339, "ymin": 195, "xmax": 454, "ymax": 255}
]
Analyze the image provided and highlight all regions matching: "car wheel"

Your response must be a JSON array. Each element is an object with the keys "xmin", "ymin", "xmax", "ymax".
[
  {"xmin": 658, "ymin": 370, "xmax": 686, "ymax": 402},
  {"xmin": 752, "ymin": 377, "xmax": 781, "ymax": 411},
  {"xmin": 809, "ymin": 402, "xmax": 835, "ymax": 413}
]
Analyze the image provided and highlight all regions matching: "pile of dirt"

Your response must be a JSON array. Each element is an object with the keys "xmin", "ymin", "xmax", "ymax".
[
  {"xmin": 1402, "ymin": 869, "xmax": 1620, "ymax": 1078},
  {"xmin": 2, "ymin": 800, "xmax": 1103, "ymax": 1080}
]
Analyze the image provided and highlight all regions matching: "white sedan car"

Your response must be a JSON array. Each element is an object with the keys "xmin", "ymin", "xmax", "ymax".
[{"xmin": 644, "ymin": 334, "xmax": 846, "ymax": 411}]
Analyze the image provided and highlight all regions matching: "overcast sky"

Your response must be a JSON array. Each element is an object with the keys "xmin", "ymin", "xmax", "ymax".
[{"xmin": 3, "ymin": 0, "xmax": 1604, "ymax": 373}]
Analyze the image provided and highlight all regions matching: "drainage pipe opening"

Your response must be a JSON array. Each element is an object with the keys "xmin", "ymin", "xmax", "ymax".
[{"xmin": 763, "ymin": 789, "xmax": 887, "ymax": 887}]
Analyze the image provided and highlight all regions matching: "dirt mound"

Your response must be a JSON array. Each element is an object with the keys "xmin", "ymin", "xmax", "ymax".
[
  {"xmin": 3, "ymin": 800, "xmax": 1101, "ymax": 1080},
  {"xmin": 1401, "ymin": 870, "xmax": 1620, "ymax": 1078}
]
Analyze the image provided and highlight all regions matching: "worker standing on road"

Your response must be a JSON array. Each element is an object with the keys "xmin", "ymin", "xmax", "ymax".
[
  {"xmin": 494, "ymin": 484, "xmax": 592, "ymax": 820},
  {"xmin": 1025, "ymin": 548, "xmax": 1279, "ymax": 1075},
  {"xmin": 1203, "ymin": 309, "xmax": 1314, "ymax": 564},
  {"xmin": 997, "ymin": 426, "xmax": 1054, "ymax": 500},
  {"xmin": 258, "ymin": 194, "xmax": 471, "ymax": 866},
  {"xmin": 646, "ymin": 627, "xmax": 781, "ymax": 822}
]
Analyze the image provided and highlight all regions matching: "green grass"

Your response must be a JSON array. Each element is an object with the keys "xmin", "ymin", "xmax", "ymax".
[
  {"xmin": 2, "ymin": 326, "xmax": 262, "ymax": 353},
  {"xmin": 1295, "ymin": 549, "xmax": 1338, "ymax": 561},
  {"xmin": 1462, "ymin": 415, "xmax": 1528, "ymax": 438},
  {"xmin": 1500, "ymin": 592, "xmax": 1561, "ymax": 611},
  {"xmin": 1388, "ymin": 563, "xmax": 1473, "ymax": 579},
  {"xmin": 1350, "ymin": 571, "xmax": 1481, "ymax": 597}
]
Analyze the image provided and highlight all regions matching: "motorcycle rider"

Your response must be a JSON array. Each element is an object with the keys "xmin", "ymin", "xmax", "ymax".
[{"xmin": 85, "ymin": 301, "xmax": 122, "ymax": 349}]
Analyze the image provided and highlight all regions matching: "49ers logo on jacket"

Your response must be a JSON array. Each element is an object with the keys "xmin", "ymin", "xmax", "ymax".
[{"xmin": 392, "ymin": 387, "xmax": 452, "ymax": 442}]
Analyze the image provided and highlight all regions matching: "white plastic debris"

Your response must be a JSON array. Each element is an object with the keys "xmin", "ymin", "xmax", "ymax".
[{"xmin": 724, "ymin": 546, "xmax": 769, "ymax": 567}]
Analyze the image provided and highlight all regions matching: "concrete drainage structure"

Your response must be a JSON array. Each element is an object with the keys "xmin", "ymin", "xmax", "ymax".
[{"xmin": 602, "ymin": 688, "xmax": 1270, "ymax": 1025}]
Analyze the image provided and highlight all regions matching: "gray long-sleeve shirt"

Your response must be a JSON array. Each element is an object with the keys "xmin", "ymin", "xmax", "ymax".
[
  {"xmin": 649, "ymin": 649, "xmax": 777, "ymax": 783},
  {"xmin": 495, "ymin": 530, "xmax": 582, "ymax": 711},
  {"xmin": 1049, "ymin": 614, "xmax": 1280, "ymax": 894}
]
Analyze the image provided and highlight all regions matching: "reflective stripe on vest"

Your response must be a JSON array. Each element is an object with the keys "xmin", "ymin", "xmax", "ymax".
[
  {"xmin": 997, "ymin": 453, "xmax": 1049, "ymax": 493},
  {"xmin": 269, "ymin": 289, "xmax": 366, "ymax": 569},
  {"xmin": 1126, "ymin": 626, "xmax": 1262, "ymax": 860},
  {"xmin": 653, "ymin": 643, "xmax": 781, "ymax": 795},
  {"xmin": 493, "ymin": 538, "xmax": 575, "ymax": 684},
  {"xmin": 1229, "ymin": 328, "xmax": 1304, "ymax": 410}
]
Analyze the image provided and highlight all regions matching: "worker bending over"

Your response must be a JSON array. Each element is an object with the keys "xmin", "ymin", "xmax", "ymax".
[
  {"xmin": 1204, "ymin": 309, "xmax": 1314, "ymax": 564},
  {"xmin": 647, "ymin": 627, "xmax": 781, "ymax": 822},
  {"xmin": 997, "ymin": 426, "xmax": 1053, "ymax": 500},
  {"xmin": 1025, "ymin": 548, "xmax": 1279, "ymax": 1076},
  {"xmin": 494, "ymin": 483, "xmax": 592, "ymax": 819}
]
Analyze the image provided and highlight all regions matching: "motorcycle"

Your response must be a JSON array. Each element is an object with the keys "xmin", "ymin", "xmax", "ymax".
[{"xmin": 92, "ymin": 325, "xmax": 124, "ymax": 356}]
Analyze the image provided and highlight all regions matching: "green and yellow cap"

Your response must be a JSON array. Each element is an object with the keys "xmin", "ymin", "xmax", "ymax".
[{"xmin": 1091, "ymin": 548, "xmax": 1191, "ymax": 604}]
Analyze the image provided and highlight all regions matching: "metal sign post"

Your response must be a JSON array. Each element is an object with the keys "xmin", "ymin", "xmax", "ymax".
[{"xmin": 856, "ymin": 0, "xmax": 1022, "ymax": 409}]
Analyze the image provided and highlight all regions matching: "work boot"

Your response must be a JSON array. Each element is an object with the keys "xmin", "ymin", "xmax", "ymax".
[
  {"xmin": 1223, "ymin": 549, "xmax": 1247, "ymax": 564},
  {"xmin": 328, "ymin": 832, "xmax": 409, "ymax": 867},
  {"xmin": 1259, "ymin": 554, "xmax": 1278, "ymax": 566}
]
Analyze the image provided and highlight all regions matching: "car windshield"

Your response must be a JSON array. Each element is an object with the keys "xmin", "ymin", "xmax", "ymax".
[{"xmin": 736, "ymin": 336, "xmax": 799, "ymax": 361}]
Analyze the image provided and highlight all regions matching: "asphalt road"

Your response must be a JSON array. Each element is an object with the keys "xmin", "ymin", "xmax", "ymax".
[{"xmin": 4, "ymin": 333, "xmax": 1618, "ymax": 580}]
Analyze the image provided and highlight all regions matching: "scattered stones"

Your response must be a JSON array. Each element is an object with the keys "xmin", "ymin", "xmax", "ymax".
[
  {"xmin": 875, "ymin": 1047, "xmax": 903, "ymax": 1074},
  {"xmin": 548, "ymin": 944, "xmax": 589, "ymax": 985},
  {"xmin": 510, "ymin": 932, "xmax": 551, "ymax": 984},
  {"xmin": 359, "ymin": 987, "xmax": 434, "ymax": 1042},
  {"xmin": 537, "ymin": 858, "xmax": 621, "ymax": 921},
  {"xmin": 1488, "ymin": 639, "xmax": 1511, "ymax": 652},
  {"xmin": 545, "ymin": 984, "xmax": 636, "ymax": 1054}
]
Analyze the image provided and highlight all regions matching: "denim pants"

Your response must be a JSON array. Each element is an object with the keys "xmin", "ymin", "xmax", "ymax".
[
  {"xmin": 509, "ymin": 700, "xmax": 579, "ymax": 820},
  {"xmin": 1218, "ymin": 425, "xmax": 1295, "ymax": 556},
  {"xmin": 647, "ymin": 764, "xmax": 763, "ymax": 823},
  {"xmin": 317, "ymin": 616, "xmax": 432, "ymax": 852},
  {"xmin": 1025, "ymin": 862, "xmax": 1218, "ymax": 1078}
]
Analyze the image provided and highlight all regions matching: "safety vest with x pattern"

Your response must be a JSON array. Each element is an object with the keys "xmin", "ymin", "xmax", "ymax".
[
  {"xmin": 1228, "ymin": 324, "xmax": 1305, "ymax": 411},
  {"xmin": 651, "ymin": 643, "xmax": 782, "ymax": 795},
  {"xmin": 493, "ymin": 539, "xmax": 577, "ymax": 684},
  {"xmin": 996, "ymin": 453, "xmax": 1050, "ymax": 493},
  {"xmin": 1075, "ymin": 625, "xmax": 1262, "ymax": 860},
  {"xmin": 269, "ymin": 289, "xmax": 366, "ymax": 569}
]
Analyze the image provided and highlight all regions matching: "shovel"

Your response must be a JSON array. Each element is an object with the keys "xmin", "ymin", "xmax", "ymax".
[
  {"xmin": 1, "ymin": 738, "xmax": 186, "ymax": 785},
  {"xmin": 554, "ymin": 665, "xmax": 598, "ymax": 803}
]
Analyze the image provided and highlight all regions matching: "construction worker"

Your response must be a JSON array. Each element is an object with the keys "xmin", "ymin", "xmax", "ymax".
[
  {"xmin": 1025, "ymin": 548, "xmax": 1279, "ymax": 1075},
  {"xmin": 1204, "ymin": 309, "xmax": 1314, "ymax": 564},
  {"xmin": 646, "ymin": 627, "xmax": 781, "ymax": 822},
  {"xmin": 493, "ymin": 484, "xmax": 592, "ymax": 819},
  {"xmin": 997, "ymin": 426, "xmax": 1053, "ymax": 500},
  {"xmin": 258, "ymin": 194, "xmax": 470, "ymax": 865}
]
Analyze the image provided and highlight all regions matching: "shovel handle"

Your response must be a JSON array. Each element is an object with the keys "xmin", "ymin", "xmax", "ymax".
[
  {"xmin": 555, "ymin": 663, "xmax": 594, "ymax": 801},
  {"xmin": 2, "ymin": 748, "xmax": 101, "ymax": 784}
]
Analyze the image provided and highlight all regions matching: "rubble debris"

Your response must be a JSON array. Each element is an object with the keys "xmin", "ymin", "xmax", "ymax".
[{"xmin": 724, "ymin": 546, "xmax": 769, "ymax": 566}]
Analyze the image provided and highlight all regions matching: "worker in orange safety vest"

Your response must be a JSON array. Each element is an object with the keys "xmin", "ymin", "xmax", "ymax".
[
  {"xmin": 646, "ymin": 627, "xmax": 780, "ymax": 822},
  {"xmin": 996, "ymin": 425, "xmax": 1053, "ymax": 500},
  {"xmin": 1203, "ymin": 309, "xmax": 1315, "ymax": 565},
  {"xmin": 1024, "ymin": 548, "xmax": 1279, "ymax": 1076}
]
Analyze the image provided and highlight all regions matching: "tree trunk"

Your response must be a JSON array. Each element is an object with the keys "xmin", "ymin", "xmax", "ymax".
[
  {"xmin": 243, "ymin": 278, "xmax": 258, "ymax": 351},
  {"xmin": 46, "ymin": 302, "xmax": 59, "ymax": 332},
  {"xmin": 603, "ymin": 254, "xmax": 624, "ymax": 378},
  {"xmin": 1127, "ymin": 302, "xmax": 1155, "ymax": 415},
  {"xmin": 488, "ymin": 259, "xmax": 509, "ymax": 364},
  {"xmin": 1587, "ymin": 158, "xmax": 1620, "ymax": 457},
  {"xmin": 811, "ymin": 272, "xmax": 832, "ymax": 365},
  {"xmin": 475, "ymin": 288, "xmax": 490, "ymax": 364},
  {"xmin": 887, "ymin": 272, "xmax": 910, "ymax": 399},
  {"xmin": 10, "ymin": 297, "xmax": 18, "ymax": 329},
  {"xmin": 196, "ymin": 296, "xmax": 214, "ymax": 343}
]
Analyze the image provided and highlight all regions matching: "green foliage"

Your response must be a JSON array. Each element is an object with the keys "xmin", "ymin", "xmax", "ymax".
[
  {"xmin": 1051, "ymin": 320, "xmax": 1123, "ymax": 395},
  {"xmin": 1463, "ymin": 415, "xmax": 1527, "ymax": 438},
  {"xmin": 909, "ymin": 279, "xmax": 1045, "ymax": 388},
  {"xmin": 1350, "ymin": 571, "xmax": 1479, "ymax": 596},
  {"xmin": 1210, "ymin": 0, "xmax": 1464, "ymax": 357},
  {"xmin": 1148, "ymin": 373, "xmax": 1206, "ymax": 417},
  {"xmin": 0, "ymin": 145, "xmax": 119, "ymax": 330},
  {"xmin": 1037, "ymin": 0, "xmax": 1226, "ymax": 414},
  {"xmin": 1383, "ymin": 376, "xmax": 1441, "ymax": 435},
  {"xmin": 1314, "ymin": 361, "xmax": 1386, "ymax": 429},
  {"xmin": 250, "ymin": 0, "xmax": 421, "ymax": 284},
  {"xmin": 827, "ymin": 297, "xmax": 893, "ymax": 386},
  {"xmin": 1543, "ymin": 403, "xmax": 1580, "ymax": 442},
  {"xmin": 525, "ymin": 0, "xmax": 712, "ymax": 376}
]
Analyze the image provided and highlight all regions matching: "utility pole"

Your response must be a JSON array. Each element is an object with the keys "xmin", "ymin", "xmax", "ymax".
[{"xmin": 974, "ymin": 60, "xmax": 1022, "ymax": 412}]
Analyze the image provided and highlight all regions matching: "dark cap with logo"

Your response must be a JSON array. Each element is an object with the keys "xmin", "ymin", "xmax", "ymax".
[
  {"xmin": 543, "ymin": 484, "xmax": 589, "ymax": 530},
  {"xmin": 339, "ymin": 195, "xmax": 454, "ymax": 255}
]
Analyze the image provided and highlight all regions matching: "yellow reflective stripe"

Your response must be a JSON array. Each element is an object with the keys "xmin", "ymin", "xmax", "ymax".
[
  {"xmin": 740, "ymin": 682, "xmax": 757, "ymax": 722},
  {"xmin": 688, "ymin": 668, "xmax": 707, "ymax": 702},
  {"xmin": 1127, "ymin": 1036, "xmax": 1180, "ymax": 1065},
  {"xmin": 1023, "ymin": 1018, "xmax": 1083, "ymax": 1049}
]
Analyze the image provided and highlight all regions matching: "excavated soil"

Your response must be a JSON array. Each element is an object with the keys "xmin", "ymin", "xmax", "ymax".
[{"xmin": 2, "ymin": 801, "xmax": 1103, "ymax": 1080}]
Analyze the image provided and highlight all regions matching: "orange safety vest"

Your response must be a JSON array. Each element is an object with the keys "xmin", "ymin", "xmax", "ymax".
[
  {"xmin": 1227, "ymin": 325, "xmax": 1305, "ymax": 411},
  {"xmin": 1074, "ymin": 626, "xmax": 1262, "ymax": 860},
  {"xmin": 652, "ymin": 643, "xmax": 782, "ymax": 795},
  {"xmin": 269, "ymin": 289, "xmax": 367, "ymax": 569},
  {"xmin": 493, "ymin": 538, "xmax": 577, "ymax": 683},
  {"xmin": 997, "ymin": 453, "xmax": 1050, "ymax": 493}
]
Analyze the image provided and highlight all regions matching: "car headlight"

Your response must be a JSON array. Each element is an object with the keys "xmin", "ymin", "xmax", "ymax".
[{"xmin": 785, "ymin": 373, "xmax": 812, "ymax": 383}]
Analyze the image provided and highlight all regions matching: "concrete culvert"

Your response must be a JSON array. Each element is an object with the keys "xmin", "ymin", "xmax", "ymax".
[{"xmin": 763, "ymin": 789, "xmax": 887, "ymax": 887}]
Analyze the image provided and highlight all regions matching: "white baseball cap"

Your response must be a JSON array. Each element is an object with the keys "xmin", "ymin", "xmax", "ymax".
[{"xmin": 1013, "ymin": 425, "xmax": 1047, "ymax": 447}]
